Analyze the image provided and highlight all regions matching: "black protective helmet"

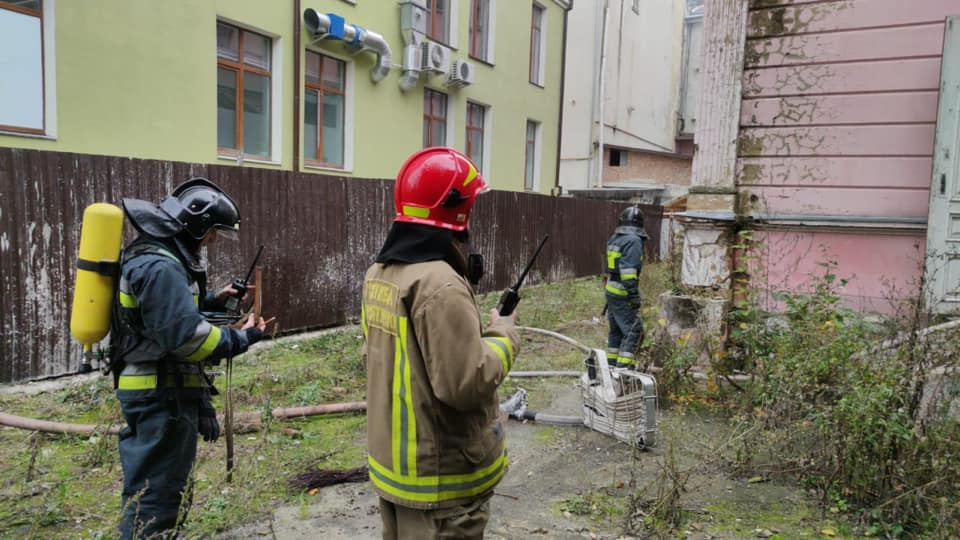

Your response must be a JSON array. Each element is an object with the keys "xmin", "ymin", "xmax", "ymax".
[
  {"xmin": 618, "ymin": 206, "xmax": 644, "ymax": 228},
  {"xmin": 159, "ymin": 177, "xmax": 241, "ymax": 241}
]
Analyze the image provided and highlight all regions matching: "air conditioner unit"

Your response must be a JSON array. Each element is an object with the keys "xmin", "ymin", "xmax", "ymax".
[
  {"xmin": 421, "ymin": 41, "xmax": 451, "ymax": 75},
  {"xmin": 445, "ymin": 59, "xmax": 475, "ymax": 88}
]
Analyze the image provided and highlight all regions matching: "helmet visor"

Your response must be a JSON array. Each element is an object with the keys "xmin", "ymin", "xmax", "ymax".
[{"xmin": 212, "ymin": 223, "xmax": 240, "ymax": 241}]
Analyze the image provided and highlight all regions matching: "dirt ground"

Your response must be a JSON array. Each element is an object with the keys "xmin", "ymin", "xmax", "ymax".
[{"xmin": 221, "ymin": 378, "xmax": 831, "ymax": 540}]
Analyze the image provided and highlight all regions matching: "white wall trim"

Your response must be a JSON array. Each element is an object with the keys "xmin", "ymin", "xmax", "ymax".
[
  {"xmin": 533, "ymin": 119, "xmax": 543, "ymax": 191},
  {"xmin": 450, "ymin": 0, "xmax": 459, "ymax": 50},
  {"xmin": 270, "ymin": 33, "xmax": 282, "ymax": 163},
  {"xmin": 445, "ymin": 90, "xmax": 455, "ymax": 147},
  {"xmin": 482, "ymin": 104, "xmax": 493, "ymax": 176},
  {"xmin": 537, "ymin": 3, "xmax": 547, "ymax": 86},
  {"xmin": 487, "ymin": 0, "xmax": 497, "ymax": 64},
  {"xmin": 43, "ymin": 0, "xmax": 56, "ymax": 138}
]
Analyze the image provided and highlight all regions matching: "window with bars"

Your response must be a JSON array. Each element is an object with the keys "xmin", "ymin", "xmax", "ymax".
[
  {"xmin": 466, "ymin": 102, "xmax": 486, "ymax": 168},
  {"xmin": 524, "ymin": 120, "xmax": 540, "ymax": 191},
  {"xmin": 529, "ymin": 4, "xmax": 545, "ymax": 86},
  {"xmin": 304, "ymin": 51, "xmax": 346, "ymax": 168},
  {"xmin": 469, "ymin": 0, "xmax": 491, "ymax": 62},
  {"xmin": 217, "ymin": 22, "xmax": 273, "ymax": 159},
  {"xmin": 426, "ymin": 0, "xmax": 450, "ymax": 45},
  {"xmin": 423, "ymin": 89, "xmax": 448, "ymax": 148},
  {"xmin": 0, "ymin": 0, "xmax": 44, "ymax": 134}
]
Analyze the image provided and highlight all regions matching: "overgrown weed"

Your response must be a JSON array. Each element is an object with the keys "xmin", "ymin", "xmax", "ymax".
[{"xmin": 651, "ymin": 232, "xmax": 960, "ymax": 537}]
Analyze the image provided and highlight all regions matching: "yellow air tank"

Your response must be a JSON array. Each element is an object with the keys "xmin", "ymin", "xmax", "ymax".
[{"xmin": 70, "ymin": 203, "xmax": 124, "ymax": 354}]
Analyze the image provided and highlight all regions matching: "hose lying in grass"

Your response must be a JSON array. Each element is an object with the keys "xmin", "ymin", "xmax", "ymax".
[{"xmin": 0, "ymin": 401, "xmax": 367, "ymax": 436}]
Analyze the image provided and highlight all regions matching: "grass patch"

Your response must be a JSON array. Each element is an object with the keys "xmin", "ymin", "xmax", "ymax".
[{"xmin": 0, "ymin": 275, "xmax": 620, "ymax": 538}]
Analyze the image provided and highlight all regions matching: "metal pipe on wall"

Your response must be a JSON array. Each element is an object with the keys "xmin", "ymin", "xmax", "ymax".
[
  {"xmin": 303, "ymin": 9, "xmax": 392, "ymax": 83},
  {"xmin": 293, "ymin": 0, "xmax": 301, "ymax": 172},
  {"xmin": 597, "ymin": 0, "xmax": 610, "ymax": 188}
]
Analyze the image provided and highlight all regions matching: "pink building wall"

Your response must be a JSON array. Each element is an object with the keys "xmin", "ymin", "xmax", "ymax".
[{"xmin": 735, "ymin": 0, "xmax": 960, "ymax": 312}]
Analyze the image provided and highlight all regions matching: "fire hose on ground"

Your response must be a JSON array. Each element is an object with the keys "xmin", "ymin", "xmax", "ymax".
[{"xmin": 0, "ymin": 325, "xmax": 654, "ymax": 435}]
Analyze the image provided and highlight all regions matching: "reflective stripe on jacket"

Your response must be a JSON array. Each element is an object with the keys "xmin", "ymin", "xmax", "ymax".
[
  {"xmin": 114, "ymin": 240, "xmax": 251, "ymax": 390},
  {"xmin": 605, "ymin": 229, "xmax": 644, "ymax": 298},
  {"xmin": 362, "ymin": 260, "xmax": 520, "ymax": 510}
]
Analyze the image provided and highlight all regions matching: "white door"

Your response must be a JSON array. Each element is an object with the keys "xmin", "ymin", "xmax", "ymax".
[{"xmin": 927, "ymin": 17, "xmax": 960, "ymax": 314}]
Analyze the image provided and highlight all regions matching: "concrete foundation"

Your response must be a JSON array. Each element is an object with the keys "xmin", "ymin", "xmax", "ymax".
[{"xmin": 657, "ymin": 291, "xmax": 729, "ymax": 367}]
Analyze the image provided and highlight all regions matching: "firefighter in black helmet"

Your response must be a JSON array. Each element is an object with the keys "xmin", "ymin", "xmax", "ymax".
[
  {"xmin": 604, "ymin": 206, "xmax": 648, "ymax": 368},
  {"xmin": 111, "ymin": 177, "xmax": 270, "ymax": 539}
]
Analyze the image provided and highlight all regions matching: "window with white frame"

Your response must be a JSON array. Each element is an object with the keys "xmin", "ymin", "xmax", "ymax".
[
  {"xmin": 423, "ymin": 88, "xmax": 448, "ymax": 148},
  {"xmin": 217, "ymin": 22, "xmax": 274, "ymax": 159},
  {"xmin": 0, "ymin": 0, "xmax": 47, "ymax": 134},
  {"xmin": 426, "ymin": 0, "xmax": 450, "ymax": 45},
  {"xmin": 304, "ymin": 51, "xmax": 346, "ymax": 168},
  {"xmin": 524, "ymin": 119, "xmax": 541, "ymax": 191},
  {"xmin": 465, "ymin": 102, "xmax": 486, "ymax": 167},
  {"xmin": 469, "ymin": 0, "xmax": 494, "ymax": 63},
  {"xmin": 529, "ymin": 3, "xmax": 546, "ymax": 86}
]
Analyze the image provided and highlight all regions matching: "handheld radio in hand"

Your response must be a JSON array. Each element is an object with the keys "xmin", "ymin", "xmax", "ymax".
[
  {"xmin": 496, "ymin": 235, "xmax": 549, "ymax": 316},
  {"xmin": 224, "ymin": 245, "xmax": 264, "ymax": 314}
]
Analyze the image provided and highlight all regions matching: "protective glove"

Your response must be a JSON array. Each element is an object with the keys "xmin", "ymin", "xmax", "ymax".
[
  {"xmin": 245, "ymin": 327, "xmax": 263, "ymax": 346},
  {"xmin": 629, "ymin": 295, "xmax": 642, "ymax": 310},
  {"xmin": 198, "ymin": 396, "xmax": 220, "ymax": 442}
]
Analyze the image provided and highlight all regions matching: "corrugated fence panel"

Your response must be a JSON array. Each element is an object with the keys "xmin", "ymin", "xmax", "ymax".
[{"xmin": 0, "ymin": 149, "xmax": 660, "ymax": 383}]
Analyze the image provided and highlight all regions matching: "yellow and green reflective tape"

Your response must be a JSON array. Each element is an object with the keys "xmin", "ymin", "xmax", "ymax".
[
  {"xmin": 368, "ymin": 450, "xmax": 508, "ymax": 503},
  {"xmin": 117, "ymin": 373, "xmax": 205, "ymax": 390},
  {"xmin": 605, "ymin": 283, "xmax": 629, "ymax": 296},
  {"xmin": 606, "ymin": 249, "xmax": 622, "ymax": 270},
  {"xmin": 463, "ymin": 163, "xmax": 478, "ymax": 186},
  {"xmin": 392, "ymin": 316, "xmax": 417, "ymax": 478},
  {"xmin": 483, "ymin": 337, "xmax": 514, "ymax": 373},
  {"xmin": 118, "ymin": 291, "xmax": 138, "ymax": 308},
  {"xmin": 402, "ymin": 205, "xmax": 430, "ymax": 219},
  {"xmin": 185, "ymin": 326, "xmax": 222, "ymax": 361}
]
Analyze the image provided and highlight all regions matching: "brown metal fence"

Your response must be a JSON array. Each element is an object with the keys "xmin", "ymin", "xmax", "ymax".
[{"xmin": 0, "ymin": 148, "xmax": 661, "ymax": 383}]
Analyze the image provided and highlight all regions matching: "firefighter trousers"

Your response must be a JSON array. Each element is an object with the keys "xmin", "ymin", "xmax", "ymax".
[
  {"xmin": 117, "ymin": 388, "xmax": 200, "ymax": 540},
  {"xmin": 378, "ymin": 493, "xmax": 493, "ymax": 540},
  {"xmin": 606, "ymin": 294, "xmax": 644, "ymax": 366}
]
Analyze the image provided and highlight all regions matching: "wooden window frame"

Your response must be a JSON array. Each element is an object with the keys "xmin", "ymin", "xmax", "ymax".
[
  {"xmin": 466, "ymin": 101, "xmax": 485, "ymax": 166},
  {"xmin": 0, "ymin": 0, "xmax": 45, "ymax": 135},
  {"xmin": 529, "ymin": 3, "xmax": 545, "ymax": 87},
  {"xmin": 426, "ymin": 0, "xmax": 449, "ymax": 45},
  {"xmin": 217, "ymin": 22, "xmax": 273, "ymax": 160},
  {"xmin": 304, "ymin": 50, "xmax": 346, "ymax": 169},
  {"xmin": 524, "ymin": 120, "xmax": 539, "ymax": 191},
  {"xmin": 469, "ymin": 0, "xmax": 489, "ymax": 62},
  {"xmin": 423, "ymin": 88, "xmax": 448, "ymax": 148}
]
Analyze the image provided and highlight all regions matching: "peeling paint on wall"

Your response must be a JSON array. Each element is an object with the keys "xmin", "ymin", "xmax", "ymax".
[{"xmin": 681, "ymin": 227, "xmax": 729, "ymax": 288}]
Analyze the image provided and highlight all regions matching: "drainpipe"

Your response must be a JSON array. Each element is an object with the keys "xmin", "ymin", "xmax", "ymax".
[
  {"xmin": 554, "ymin": 0, "xmax": 572, "ymax": 193},
  {"xmin": 596, "ymin": 0, "xmax": 610, "ymax": 188},
  {"xmin": 303, "ymin": 9, "xmax": 392, "ymax": 83},
  {"xmin": 293, "ymin": 0, "xmax": 301, "ymax": 172}
]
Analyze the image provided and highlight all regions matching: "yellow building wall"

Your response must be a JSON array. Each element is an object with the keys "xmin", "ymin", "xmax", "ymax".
[{"xmin": 0, "ymin": 0, "xmax": 566, "ymax": 192}]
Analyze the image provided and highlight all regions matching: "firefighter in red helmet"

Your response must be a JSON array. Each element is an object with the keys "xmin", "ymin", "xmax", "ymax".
[{"xmin": 362, "ymin": 148, "xmax": 521, "ymax": 539}]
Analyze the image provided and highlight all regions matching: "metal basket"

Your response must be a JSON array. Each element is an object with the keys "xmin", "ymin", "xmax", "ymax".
[{"xmin": 580, "ymin": 349, "xmax": 658, "ymax": 447}]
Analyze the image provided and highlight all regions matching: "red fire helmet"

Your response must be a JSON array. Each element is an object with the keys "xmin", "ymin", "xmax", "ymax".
[{"xmin": 393, "ymin": 147, "xmax": 489, "ymax": 231}]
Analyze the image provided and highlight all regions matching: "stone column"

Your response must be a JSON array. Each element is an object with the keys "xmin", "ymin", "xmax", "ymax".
[{"xmin": 681, "ymin": 0, "xmax": 749, "ymax": 289}]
